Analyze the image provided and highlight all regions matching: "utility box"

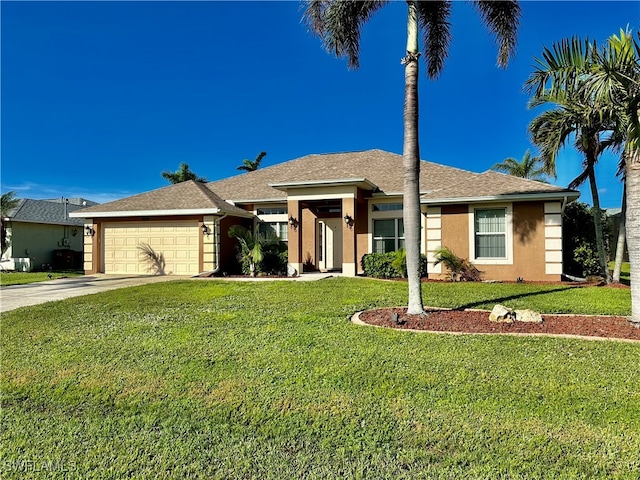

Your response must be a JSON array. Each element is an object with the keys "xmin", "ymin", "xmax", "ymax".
[{"xmin": 52, "ymin": 249, "xmax": 75, "ymax": 270}]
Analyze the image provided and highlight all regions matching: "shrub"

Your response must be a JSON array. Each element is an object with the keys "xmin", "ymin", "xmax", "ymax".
[
  {"xmin": 573, "ymin": 244, "xmax": 602, "ymax": 277},
  {"xmin": 361, "ymin": 251, "xmax": 428, "ymax": 279},
  {"xmin": 433, "ymin": 246, "xmax": 482, "ymax": 282},
  {"xmin": 562, "ymin": 202, "xmax": 610, "ymax": 277}
]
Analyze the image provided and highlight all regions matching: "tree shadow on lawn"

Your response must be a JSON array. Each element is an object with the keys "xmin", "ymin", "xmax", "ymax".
[{"xmin": 452, "ymin": 285, "xmax": 579, "ymax": 311}]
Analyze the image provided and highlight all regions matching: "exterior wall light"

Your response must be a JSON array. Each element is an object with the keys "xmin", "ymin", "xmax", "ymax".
[
  {"xmin": 202, "ymin": 224, "xmax": 211, "ymax": 236},
  {"xmin": 288, "ymin": 216, "xmax": 299, "ymax": 230},
  {"xmin": 344, "ymin": 214, "xmax": 354, "ymax": 228},
  {"xmin": 85, "ymin": 226, "xmax": 95, "ymax": 237}
]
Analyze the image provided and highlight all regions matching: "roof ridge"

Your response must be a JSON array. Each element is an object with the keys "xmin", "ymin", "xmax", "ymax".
[{"xmin": 480, "ymin": 170, "xmax": 561, "ymax": 187}]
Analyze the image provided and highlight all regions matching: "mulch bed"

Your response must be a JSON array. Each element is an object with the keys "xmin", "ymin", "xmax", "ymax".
[{"xmin": 357, "ymin": 307, "xmax": 640, "ymax": 341}]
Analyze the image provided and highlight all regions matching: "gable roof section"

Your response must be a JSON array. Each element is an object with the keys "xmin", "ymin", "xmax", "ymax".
[
  {"xmin": 70, "ymin": 180, "xmax": 252, "ymax": 218},
  {"xmin": 6, "ymin": 199, "xmax": 89, "ymax": 226},
  {"xmin": 421, "ymin": 170, "xmax": 579, "ymax": 204},
  {"xmin": 206, "ymin": 149, "xmax": 480, "ymax": 202}
]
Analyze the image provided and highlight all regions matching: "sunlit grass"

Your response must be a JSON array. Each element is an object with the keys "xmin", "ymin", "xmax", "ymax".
[
  {"xmin": 1, "ymin": 278, "xmax": 637, "ymax": 479},
  {"xmin": 609, "ymin": 261, "xmax": 631, "ymax": 285},
  {"xmin": 0, "ymin": 271, "xmax": 83, "ymax": 286}
]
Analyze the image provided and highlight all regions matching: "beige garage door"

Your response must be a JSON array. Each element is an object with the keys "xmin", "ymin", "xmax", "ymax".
[{"xmin": 103, "ymin": 221, "xmax": 200, "ymax": 275}]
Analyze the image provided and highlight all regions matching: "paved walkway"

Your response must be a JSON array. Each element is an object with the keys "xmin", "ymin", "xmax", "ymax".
[{"xmin": 0, "ymin": 272, "xmax": 338, "ymax": 313}]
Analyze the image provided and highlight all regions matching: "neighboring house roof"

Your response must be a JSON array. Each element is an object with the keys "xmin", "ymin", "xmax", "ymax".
[
  {"xmin": 604, "ymin": 208, "xmax": 622, "ymax": 217},
  {"xmin": 206, "ymin": 149, "xmax": 480, "ymax": 202},
  {"xmin": 207, "ymin": 149, "xmax": 578, "ymax": 204},
  {"xmin": 70, "ymin": 180, "xmax": 253, "ymax": 218},
  {"xmin": 421, "ymin": 170, "xmax": 579, "ymax": 204},
  {"xmin": 6, "ymin": 199, "xmax": 96, "ymax": 226}
]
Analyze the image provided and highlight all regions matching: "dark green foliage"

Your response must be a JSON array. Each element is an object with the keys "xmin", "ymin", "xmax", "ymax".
[
  {"xmin": 563, "ymin": 202, "xmax": 610, "ymax": 277},
  {"xmin": 390, "ymin": 248, "xmax": 407, "ymax": 278},
  {"xmin": 361, "ymin": 252, "xmax": 428, "ymax": 279},
  {"xmin": 230, "ymin": 225, "xmax": 288, "ymax": 276},
  {"xmin": 433, "ymin": 246, "xmax": 483, "ymax": 281}
]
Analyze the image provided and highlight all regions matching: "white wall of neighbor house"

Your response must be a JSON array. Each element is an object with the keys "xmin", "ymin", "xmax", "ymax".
[
  {"xmin": 544, "ymin": 202, "xmax": 563, "ymax": 275},
  {"xmin": 5, "ymin": 222, "xmax": 83, "ymax": 270}
]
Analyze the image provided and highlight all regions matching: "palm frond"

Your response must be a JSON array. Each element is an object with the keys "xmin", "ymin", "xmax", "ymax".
[
  {"xmin": 472, "ymin": 0, "xmax": 521, "ymax": 68},
  {"xmin": 302, "ymin": 0, "xmax": 387, "ymax": 69},
  {"xmin": 416, "ymin": 1, "xmax": 451, "ymax": 79}
]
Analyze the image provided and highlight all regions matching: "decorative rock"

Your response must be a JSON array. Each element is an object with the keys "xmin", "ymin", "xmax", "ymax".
[
  {"xmin": 514, "ymin": 309, "xmax": 543, "ymax": 323},
  {"xmin": 489, "ymin": 304, "xmax": 514, "ymax": 323}
]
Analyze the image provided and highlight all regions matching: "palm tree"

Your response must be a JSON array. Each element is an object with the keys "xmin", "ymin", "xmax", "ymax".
[
  {"xmin": 303, "ymin": 0, "xmax": 521, "ymax": 315},
  {"xmin": 1, "ymin": 191, "xmax": 20, "ymax": 256},
  {"xmin": 491, "ymin": 149, "xmax": 551, "ymax": 182},
  {"xmin": 161, "ymin": 163, "xmax": 208, "ymax": 184},
  {"xmin": 528, "ymin": 85, "xmax": 616, "ymax": 282},
  {"xmin": 237, "ymin": 151, "xmax": 267, "ymax": 172},
  {"xmin": 525, "ymin": 30, "xmax": 640, "ymax": 323},
  {"xmin": 228, "ymin": 225, "xmax": 281, "ymax": 277}
]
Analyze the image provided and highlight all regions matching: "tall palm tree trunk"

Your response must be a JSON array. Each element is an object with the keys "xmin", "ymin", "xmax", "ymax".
[
  {"xmin": 403, "ymin": 0, "xmax": 424, "ymax": 315},
  {"xmin": 627, "ymin": 150, "xmax": 640, "ymax": 324},
  {"xmin": 612, "ymin": 182, "xmax": 626, "ymax": 283},
  {"xmin": 586, "ymin": 160, "xmax": 610, "ymax": 283}
]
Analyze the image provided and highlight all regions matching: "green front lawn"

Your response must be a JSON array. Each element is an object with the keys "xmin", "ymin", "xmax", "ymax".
[
  {"xmin": 1, "ymin": 279, "xmax": 638, "ymax": 479},
  {"xmin": 0, "ymin": 271, "xmax": 84, "ymax": 286},
  {"xmin": 609, "ymin": 261, "xmax": 631, "ymax": 285}
]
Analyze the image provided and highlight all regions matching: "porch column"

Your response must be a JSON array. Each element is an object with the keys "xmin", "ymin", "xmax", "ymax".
[
  {"xmin": 287, "ymin": 199, "xmax": 303, "ymax": 275},
  {"xmin": 342, "ymin": 197, "xmax": 357, "ymax": 276}
]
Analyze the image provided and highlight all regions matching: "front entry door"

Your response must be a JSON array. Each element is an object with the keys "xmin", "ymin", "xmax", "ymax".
[{"xmin": 318, "ymin": 218, "xmax": 343, "ymax": 271}]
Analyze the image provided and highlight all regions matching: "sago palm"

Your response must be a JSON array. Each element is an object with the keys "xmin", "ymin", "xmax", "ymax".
[
  {"xmin": 491, "ymin": 149, "xmax": 551, "ymax": 182},
  {"xmin": 303, "ymin": 0, "xmax": 520, "ymax": 314}
]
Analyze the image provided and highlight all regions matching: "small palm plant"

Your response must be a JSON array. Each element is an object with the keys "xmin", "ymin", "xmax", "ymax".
[
  {"xmin": 391, "ymin": 248, "xmax": 408, "ymax": 278},
  {"xmin": 1, "ymin": 191, "xmax": 20, "ymax": 257},
  {"xmin": 228, "ymin": 225, "xmax": 281, "ymax": 277},
  {"xmin": 433, "ymin": 246, "xmax": 482, "ymax": 282}
]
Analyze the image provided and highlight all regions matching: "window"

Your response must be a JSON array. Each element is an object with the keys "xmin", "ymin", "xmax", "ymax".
[
  {"xmin": 259, "ymin": 222, "xmax": 288, "ymax": 241},
  {"xmin": 474, "ymin": 208, "xmax": 506, "ymax": 258},
  {"xmin": 256, "ymin": 207, "xmax": 286, "ymax": 215},
  {"xmin": 372, "ymin": 203, "xmax": 403, "ymax": 212},
  {"xmin": 373, "ymin": 219, "xmax": 404, "ymax": 253}
]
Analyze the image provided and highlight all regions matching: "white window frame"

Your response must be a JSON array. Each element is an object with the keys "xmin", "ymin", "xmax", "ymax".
[
  {"xmin": 254, "ymin": 204, "xmax": 289, "ymax": 242},
  {"xmin": 372, "ymin": 218, "xmax": 404, "ymax": 253},
  {"xmin": 468, "ymin": 203, "xmax": 513, "ymax": 265}
]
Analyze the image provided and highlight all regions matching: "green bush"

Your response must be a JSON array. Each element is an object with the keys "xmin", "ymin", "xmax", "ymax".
[
  {"xmin": 361, "ymin": 251, "xmax": 428, "ymax": 278},
  {"xmin": 563, "ymin": 202, "xmax": 610, "ymax": 277},
  {"xmin": 573, "ymin": 244, "xmax": 602, "ymax": 277}
]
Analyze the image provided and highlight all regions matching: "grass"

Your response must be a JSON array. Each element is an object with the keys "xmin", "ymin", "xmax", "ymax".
[
  {"xmin": 1, "ymin": 278, "xmax": 638, "ymax": 479},
  {"xmin": 0, "ymin": 271, "xmax": 84, "ymax": 286},
  {"xmin": 609, "ymin": 261, "xmax": 631, "ymax": 285}
]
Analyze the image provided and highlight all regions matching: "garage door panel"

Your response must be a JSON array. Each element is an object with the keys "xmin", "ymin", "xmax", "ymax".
[{"xmin": 103, "ymin": 221, "xmax": 199, "ymax": 275}]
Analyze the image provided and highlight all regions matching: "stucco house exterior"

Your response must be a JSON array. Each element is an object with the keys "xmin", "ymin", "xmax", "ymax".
[
  {"xmin": 71, "ymin": 149, "xmax": 580, "ymax": 280},
  {"xmin": 1, "ymin": 197, "xmax": 97, "ymax": 271}
]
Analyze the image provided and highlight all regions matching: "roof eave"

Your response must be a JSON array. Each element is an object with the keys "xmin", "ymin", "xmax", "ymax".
[
  {"xmin": 69, "ymin": 208, "xmax": 224, "ymax": 218},
  {"xmin": 420, "ymin": 191, "xmax": 581, "ymax": 205},
  {"xmin": 269, "ymin": 178, "xmax": 377, "ymax": 191}
]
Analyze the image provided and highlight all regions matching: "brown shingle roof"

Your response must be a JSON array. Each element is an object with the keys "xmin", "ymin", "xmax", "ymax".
[
  {"xmin": 421, "ymin": 170, "xmax": 578, "ymax": 203},
  {"xmin": 206, "ymin": 149, "xmax": 480, "ymax": 202},
  {"xmin": 71, "ymin": 180, "xmax": 251, "ymax": 217}
]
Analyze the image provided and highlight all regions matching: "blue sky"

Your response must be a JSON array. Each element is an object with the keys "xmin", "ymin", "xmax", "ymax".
[{"xmin": 2, "ymin": 1, "xmax": 638, "ymax": 207}]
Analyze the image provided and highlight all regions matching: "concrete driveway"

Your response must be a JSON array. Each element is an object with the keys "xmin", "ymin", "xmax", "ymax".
[{"xmin": 0, "ymin": 274, "xmax": 191, "ymax": 313}]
